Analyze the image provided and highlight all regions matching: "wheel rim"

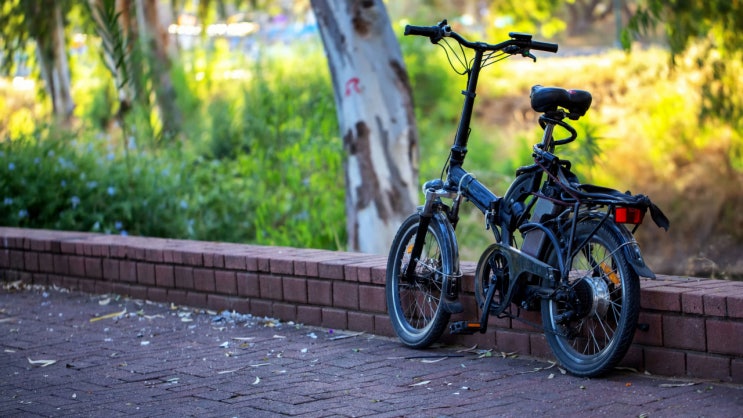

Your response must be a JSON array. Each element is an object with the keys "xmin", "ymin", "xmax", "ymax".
[
  {"xmin": 392, "ymin": 226, "xmax": 445, "ymax": 335},
  {"xmin": 548, "ymin": 239, "xmax": 625, "ymax": 362}
]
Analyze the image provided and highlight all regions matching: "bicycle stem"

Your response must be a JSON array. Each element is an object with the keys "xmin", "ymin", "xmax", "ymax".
[{"xmin": 449, "ymin": 49, "xmax": 485, "ymax": 167}]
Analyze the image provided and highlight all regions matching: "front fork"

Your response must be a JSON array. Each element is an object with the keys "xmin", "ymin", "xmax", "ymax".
[{"xmin": 404, "ymin": 185, "xmax": 463, "ymax": 308}]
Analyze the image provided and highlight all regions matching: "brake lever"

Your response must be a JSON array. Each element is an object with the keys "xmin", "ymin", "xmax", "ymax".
[{"xmin": 523, "ymin": 50, "xmax": 537, "ymax": 62}]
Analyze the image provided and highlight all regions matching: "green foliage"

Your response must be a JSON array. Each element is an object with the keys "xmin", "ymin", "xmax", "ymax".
[{"xmin": 0, "ymin": 41, "xmax": 345, "ymax": 251}]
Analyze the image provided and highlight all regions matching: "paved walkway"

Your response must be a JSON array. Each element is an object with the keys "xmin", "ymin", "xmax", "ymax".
[{"xmin": 1, "ymin": 284, "xmax": 742, "ymax": 417}]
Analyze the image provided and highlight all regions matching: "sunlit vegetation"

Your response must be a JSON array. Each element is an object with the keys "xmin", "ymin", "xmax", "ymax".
[{"xmin": 1, "ymin": 3, "xmax": 741, "ymax": 278}]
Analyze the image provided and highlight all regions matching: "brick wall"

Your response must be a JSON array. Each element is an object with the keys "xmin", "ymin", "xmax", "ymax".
[{"xmin": 2, "ymin": 227, "xmax": 742, "ymax": 383}]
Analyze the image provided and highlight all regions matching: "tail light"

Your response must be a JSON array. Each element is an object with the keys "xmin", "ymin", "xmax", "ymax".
[{"xmin": 614, "ymin": 207, "xmax": 644, "ymax": 224}]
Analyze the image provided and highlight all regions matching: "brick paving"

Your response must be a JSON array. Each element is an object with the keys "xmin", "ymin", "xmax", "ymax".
[{"xmin": 1, "ymin": 285, "xmax": 742, "ymax": 417}]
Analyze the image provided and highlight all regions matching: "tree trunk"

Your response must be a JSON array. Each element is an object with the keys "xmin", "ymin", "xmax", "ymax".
[
  {"xmin": 36, "ymin": 2, "xmax": 75, "ymax": 125},
  {"xmin": 139, "ymin": 0, "xmax": 181, "ymax": 140},
  {"xmin": 311, "ymin": 0, "xmax": 419, "ymax": 254}
]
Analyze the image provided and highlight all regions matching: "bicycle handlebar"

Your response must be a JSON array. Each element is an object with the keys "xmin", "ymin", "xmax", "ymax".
[{"xmin": 404, "ymin": 20, "xmax": 558, "ymax": 54}]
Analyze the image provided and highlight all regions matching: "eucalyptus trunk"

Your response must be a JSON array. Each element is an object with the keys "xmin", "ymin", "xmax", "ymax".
[{"xmin": 311, "ymin": 0, "xmax": 419, "ymax": 254}]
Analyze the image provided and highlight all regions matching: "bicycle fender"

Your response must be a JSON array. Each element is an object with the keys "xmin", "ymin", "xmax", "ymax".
[
  {"xmin": 578, "ymin": 213, "xmax": 656, "ymax": 279},
  {"xmin": 416, "ymin": 207, "xmax": 464, "ymax": 311}
]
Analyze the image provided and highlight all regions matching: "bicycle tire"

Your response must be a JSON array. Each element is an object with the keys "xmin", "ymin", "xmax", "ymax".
[
  {"xmin": 541, "ymin": 219, "xmax": 640, "ymax": 377},
  {"xmin": 386, "ymin": 212, "xmax": 457, "ymax": 348}
]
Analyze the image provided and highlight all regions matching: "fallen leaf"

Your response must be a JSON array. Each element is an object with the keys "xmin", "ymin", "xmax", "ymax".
[
  {"xmin": 0, "ymin": 318, "xmax": 16, "ymax": 323},
  {"xmin": 252, "ymin": 376, "xmax": 260, "ymax": 385},
  {"xmin": 219, "ymin": 342, "xmax": 229, "ymax": 348},
  {"xmin": 98, "ymin": 298, "xmax": 111, "ymax": 306},
  {"xmin": 272, "ymin": 335, "xmax": 285, "ymax": 339},
  {"xmin": 659, "ymin": 382, "xmax": 696, "ymax": 388},
  {"xmin": 27, "ymin": 358, "xmax": 57, "ymax": 367},
  {"xmin": 548, "ymin": 373, "xmax": 555, "ymax": 379},
  {"xmin": 456, "ymin": 344, "xmax": 479, "ymax": 353},
  {"xmin": 329, "ymin": 332, "xmax": 365, "ymax": 341},
  {"xmin": 90, "ymin": 308, "xmax": 127, "ymax": 323},
  {"xmin": 421, "ymin": 357, "xmax": 448, "ymax": 363},
  {"xmin": 232, "ymin": 337, "xmax": 255, "ymax": 341},
  {"xmin": 409, "ymin": 380, "xmax": 431, "ymax": 387}
]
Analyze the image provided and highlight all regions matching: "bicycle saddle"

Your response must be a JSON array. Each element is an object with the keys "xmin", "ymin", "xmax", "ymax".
[{"xmin": 530, "ymin": 85, "xmax": 592, "ymax": 119}]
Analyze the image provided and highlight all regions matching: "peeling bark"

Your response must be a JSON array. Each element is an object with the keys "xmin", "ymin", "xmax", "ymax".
[{"xmin": 312, "ymin": 0, "xmax": 419, "ymax": 254}]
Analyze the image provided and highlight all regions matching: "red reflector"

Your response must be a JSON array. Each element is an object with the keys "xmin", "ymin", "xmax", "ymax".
[{"xmin": 614, "ymin": 207, "xmax": 644, "ymax": 224}]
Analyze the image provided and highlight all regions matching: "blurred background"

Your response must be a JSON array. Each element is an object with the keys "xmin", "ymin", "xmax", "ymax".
[{"xmin": 1, "ymin": 0, "xmax": 741, "ymax": 279}]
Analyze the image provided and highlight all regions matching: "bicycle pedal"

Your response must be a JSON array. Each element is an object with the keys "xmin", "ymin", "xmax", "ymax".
[{"xmin": 449, "ymin": 321, "xmax": 483, "ymax": 335}]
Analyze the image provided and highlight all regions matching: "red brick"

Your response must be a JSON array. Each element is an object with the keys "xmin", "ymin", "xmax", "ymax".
[
  {"xmin": 23, "ymin": 252, "xmax": 39, "ymax": 272},
  {"xmin": 155, "ymin": 265, "xmax": 175, "ymax": 288},
  {"xmin": 250, "ymin": 299, "xmax": 272, "ymax": 317},
  {"xmin": 53, "ymin": 254, "xmax": 69, "ymax": 275},
  {"xmin": 681, "ymin": 290, "xmax": 705, "ymax": 315},
  {"xmin": 236, "ymin": 272, "xmax": 259, "ymax": 297},
  {"xmin": 308, "ymin": 280, "xmax": 332, "ymax": 306},
  {"xmin": 702, "ymin": 290, "xmax": 727, "ymax": 317},
  {"xmin": 102, "ymin": 259, "xmax": 119, "ymax": 281},
  {"xmin": 0, "ymin": 249, "xmax": 8, "ymax": 269},
  {"xmin": 529, "ymin": 333, "xmax": 552, "ymax": 359},
  {"xmin": 95, "ymin": 280, "xmax": 112, "ymax": 294},
  {"xmin": 127, "ymin": 285, "xmax": 148, "ymax": 300},
  {"xmin": 207, "ymin": 294, "xmax": 233, "ymax": 311},
  {"xmin": 167, "ymin": 289, "xmax": 190, "ymax": 307},
  {"xmin": 256, "ymin": 255, "xmax": 270, "ymax": 272},
  {"xmin": 644, "ymin": 347, "xmax": 686, "ymax": 377},
  {"xmin": 496, "ymin": 330, "xmax": 530, "ymax": 355},
  {"xmin": 619, "ymin": 345, "xmax": 644, "ymax": 371},
  {"xmin": 374, "ymin": 314, "xmax": 394, "ymax": 337},
  {"xmin": 177, "ymin": 250, "xmax": 203, "ymax": 266},
  {"xmin": 322, "ymin": 307, "xmax": 347, "ymax": 330},
  {"xmin": 729, "ymin": 295, "xmax": 743, "ymax": 319},
  {"xmin": 273, "ymin": 303, "xmax": 297, "ymax": 323},
  {"xmin": 85, "ymin": 257, "xmax": 102, "ymax": 279},
  {"xmin": 348, "ymin": 311, "xmax": 374, "ymax": 333},
  {"xmin": 193, "ymin": 268, "xmax": 215, "ymax": 292},
  {"xmin": 68, "ymin": 256, "xmax": 85, "ymax": 276},
  {"xmin": 297, "ymin": 306, "xmax": 322, "ymax": 326},
  {"xmin": 270, "ymin": 258, "xmax": 293, "ymax": 275},
  {"xmin": 136, "ymin": 262, "xmax": 156, "ymax": 285},
  {"xmin": 78, "ymin": 278, "xmax": 97, "ymax": 294},
  {"xmin": 293, "ymin": 259, "xmax": 308, "ymax": 277},
  {"xmin": 185, "ymin": 291, "xmax": 207, "ymax": 309},
  {"xmin": 233, "ymin": 298, "xmax": 250, "ymax": 314},
  {"xmin": 148, "ymin": 287, "xmax": 169, "ymax": 303},
  {"xmin": 663, "ymin": 315, "xmax": 706, "ymax": 351},
  {"xmin": 732, "ymin": 359, "xmax": 743, "ymax": 384},
  {"xmin": 358, "ymin": 285, "xmax": 386, "ymax": 314},
  {"xmin": 204, "ymin": 252, "xmax": 224, "ymax": 268},
  {"xmin": 259, "ymin": 274, "xmax": 282, "ymax": 300},
  {"xmin": 333, "ymin": 281, "xmax": 359, "ymax": 310},
  {"xmin": 224, "ymin": 254, "xmax": 247, "ymax": 270},
  {"xmin": 686, "ymin": 353, "xmax": 730, "ymax": 381},
  {"xmin": 706, "ymin": 320, "xmax": 743, "ymax": 356},
  {"xmin": 640, "ymin": 286, "xmax": 684, "ymax": 312},
  {"xmin": 510, "ymin": 310, "xmax": 542, "ymax": 332},
  {"xmin": 174, "ymin": 266, "xmax": 194, "ymax": 289},
  {"xmin": 282, "ymin": 277, "xmax": 307, "ymax": 304},
  {"xmin": 370, "ymin": 265, "xmax": 386, "ymax": 285},
  {"xmin": 318, "ymin": 260, "xmax": 346, "ymax": 280},
  {"xmin": 119, "ymin": 260, "xmax": 137, "ymax": 283},
  {"xmin": 215, "ymin": 270, "xmax": 236, "ymax": 294},
  {"xmin": 633, "ymin": 312, "xmax": 663, "ymax": 346}
]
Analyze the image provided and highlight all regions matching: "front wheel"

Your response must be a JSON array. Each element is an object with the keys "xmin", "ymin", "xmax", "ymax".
[
  {"xmin": 386, "ymin": 213, "xmax": 457, "ymax": 348},
  {"xmin": 541, "ymin": 220, "xmax": 640, "ymax": 377}
]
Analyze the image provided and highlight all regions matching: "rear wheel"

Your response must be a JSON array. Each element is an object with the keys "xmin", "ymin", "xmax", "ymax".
[
  {"xmin": 541, "ymin": 220, "xmax": 640, "ymax": 377},
  {"xmin": 386, "ymin": 213, "xmax": 455, "ymax": 348}
]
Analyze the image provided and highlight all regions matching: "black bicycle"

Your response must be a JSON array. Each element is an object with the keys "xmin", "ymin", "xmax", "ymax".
[{"xmin": 386, "ymin": 20, "xmax": 669, "ymax": 377}]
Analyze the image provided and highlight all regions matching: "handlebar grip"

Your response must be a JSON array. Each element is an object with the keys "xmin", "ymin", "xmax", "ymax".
[
  {"xmin": 404, "ymin": 24, "xmax": 442, "ymax": 38},
  {"xmin": 530, "ymin": 40, "xmax": 559, "ymax": 53}
]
